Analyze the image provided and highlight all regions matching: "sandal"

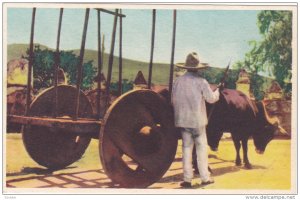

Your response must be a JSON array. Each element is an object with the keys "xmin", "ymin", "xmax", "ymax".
[{"xmin": 201, "ymin": 178, "xmax": 214, "ymax": 186}]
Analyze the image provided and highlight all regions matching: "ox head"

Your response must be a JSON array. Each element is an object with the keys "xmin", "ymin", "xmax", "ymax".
[
  {"xmin": 207, "ymin": 131, "xmax": 223, "ymax": 152},
  {"xmin": 252, "ymin": 123, "xmax": 275, "ymax": 154},
  {"xmin": 252, "ymin": 109, "xmax": 287, "ymax": 154}
]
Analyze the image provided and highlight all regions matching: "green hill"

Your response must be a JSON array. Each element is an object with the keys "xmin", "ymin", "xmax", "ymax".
[
  {"xmin": 73, "ymin": 48, "xmax": 171, "ymax": 85},
  {"xmin": 7, "ymin": 43, "xmax": 49, "ymax": 61},
  {"xmin": 7, "ymin": 43, "xmax": 273, "ymax": 90},
  {"xmin": 7, "ymin": 43, "xmax": 171, "ymax": 85}
]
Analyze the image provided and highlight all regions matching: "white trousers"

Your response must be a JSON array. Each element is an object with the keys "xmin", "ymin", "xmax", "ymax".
[{"xmin": 181, "ymin": 126, "xmax": 210, "ymax": 182}]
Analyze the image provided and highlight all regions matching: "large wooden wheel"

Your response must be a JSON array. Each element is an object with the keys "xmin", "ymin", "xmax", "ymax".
[
  {"xmin": 99, "ymin": 89, "xmax": 178, "ymax": 188},
  {"xmin": 22, "ymin": 85, "xmax": 93, "ymax": 170}
]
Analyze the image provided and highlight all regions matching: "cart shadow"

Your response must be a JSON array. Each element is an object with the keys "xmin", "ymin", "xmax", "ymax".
[
  {"xmin": 6, "ymin": 155, "xmax": 267, "ymax": 189},
  {"xmin": 6, "ymin": 169, "xmax": 116, "ymax": 188},
  {"xmin": 7, "ymin": 167, "xmax": 76, "ymax": 177}
]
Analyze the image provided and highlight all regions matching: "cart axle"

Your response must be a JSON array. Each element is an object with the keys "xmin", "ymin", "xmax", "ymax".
[{"xmin": 8, "ymin": 115, "xmax": 101, "ymax": 138}]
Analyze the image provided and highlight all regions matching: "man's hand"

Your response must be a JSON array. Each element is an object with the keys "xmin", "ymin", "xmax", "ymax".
[{"xmin": 217, "ymin": 82, "xmax": 225, "ymax": 90}]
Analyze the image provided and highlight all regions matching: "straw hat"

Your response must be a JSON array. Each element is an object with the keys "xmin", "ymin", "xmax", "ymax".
[{"xmin": 176, "ymin": 52, "xmax": 209, "ymax": 70}]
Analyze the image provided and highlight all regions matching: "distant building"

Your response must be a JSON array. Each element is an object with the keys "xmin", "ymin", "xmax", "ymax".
[
  {"xmin": 266, "ymin": 80, "xmax": 283, "ymax": 100},
  {"xmin": 85, "ymin": 88, "xmax": 108, "ymax": 118},
  {"xmin": 7, "ymin": 58, "xmax": 32, "ymax": 95},
  {"xmin": 133, "ymin": 71, "xmax": 147, "ymax": 89},
  {"xmin": 7, "ymin": 58, "xmax": 31, "ymax": 121},
  {"xmin": 236, "ymin": 68, "xmax": 251, "ymax": 97},
  {"xmin": 264, "ymin": 81, "xmax": 290, "ymax": 135},
  {"xmin": 92, "ymin": 73, "xmax": 107, "ymax": 90}
]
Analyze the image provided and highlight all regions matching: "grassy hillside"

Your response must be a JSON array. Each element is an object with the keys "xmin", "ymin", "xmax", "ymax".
[
  {"xmin": 7, "ymin": 44, "xmax": 27, "ymax": 61},
  {"xmin": 7, "ymin": 43, "xmax": 171, "ymax": 85},
  {"xmin": 73, "ymin": 48, "xmax": 171, "ymax": 85},
  {"xmin": 7, "ymin": 43, "xmax": 49, "ymax": 61},
  {"xmin": 7, "ymin": 43, "xmax": 273, "ymax": 89}
]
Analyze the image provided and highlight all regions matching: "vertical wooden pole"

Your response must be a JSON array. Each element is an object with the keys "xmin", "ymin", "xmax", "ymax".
[
  {"xmin": 96, "ymin": 10, "xmax": 102, "ymax": 119},
  {"xmin": 102, "ymin": 34, "xmax": 105, "ymax": 67},
  {"xmin": 74, "ymin": 8, "xmax": 90, "ymax": 120},
  {"xmin": 168, "ymin": 10, "xmax": 177, "ymax": 101},
  {"xmin": 147, "ymin": 9, "xmax": 156, "ymax": 89},
  {"xmin": 104, "ymin": 9, "xmax": 119, "ymax": 111},
  {"xmin": 25, "ymin": 8, "xmax": 36, "ymax": 116},
  {"xmin": 53, "ymin": 8, "xmax": 64, "ymax": 118},
  {"xmin": 118, "ymin": 9, "xmax": 123, "ymax": 96}
]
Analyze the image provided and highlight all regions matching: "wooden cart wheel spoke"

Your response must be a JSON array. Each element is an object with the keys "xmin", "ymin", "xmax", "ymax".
[
  {"xmin": 100, "ymin": 89, "xmax": 177, "ymax": 188},
  {"xmin": 120, "ymin": 152, "xmax": 149, "ymax": 173},
  {"xmin": 109, "ymin": 132, "xmax": 160, "ymax": 174},
  {"xmin": 22, "ymin": 85, "xmax": 93, "ymax": 169}
]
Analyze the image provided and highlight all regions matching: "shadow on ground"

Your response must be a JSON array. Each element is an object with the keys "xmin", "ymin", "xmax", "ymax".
[
  {"xmin": 6, "ymin": 167, "xmax": 78, "ymax": 177},
  {"xmin": 6, "ymin": 153, "xmax": 268, "ymax": 189},
  {"xmin": 6, "ymin": 169, "xmax": 115, "ymax": 188}
]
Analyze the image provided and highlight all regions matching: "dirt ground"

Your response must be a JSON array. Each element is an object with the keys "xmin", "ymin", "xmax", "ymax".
[{"xmin": 5, "ymin": 133, "xmax": 293, "ymax": 193}]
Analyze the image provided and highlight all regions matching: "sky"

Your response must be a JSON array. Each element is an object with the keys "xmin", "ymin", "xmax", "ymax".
[{"xmin": 7, "ymin": 7, "xmax": 262, "ymax": 68}]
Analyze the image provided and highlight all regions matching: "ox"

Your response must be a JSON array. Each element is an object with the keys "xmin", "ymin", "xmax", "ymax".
[{"xmin": 195, "ymin": 87, "xmax": 287, "ymax": 169}]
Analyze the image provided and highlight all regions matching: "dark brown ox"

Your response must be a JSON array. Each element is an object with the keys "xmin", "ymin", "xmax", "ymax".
[
  {"xmin": 156, "ymin": 86, "xmax": 286, "ymax": 169},
  {"xmin": 204, "ymin": 87, "xmax": 286, "ymax": 169}
]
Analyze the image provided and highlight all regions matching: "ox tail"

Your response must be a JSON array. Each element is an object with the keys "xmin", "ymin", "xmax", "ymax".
[{"xmin": 256, "ymin": 101, "xmax": 279, "ymax": 126}]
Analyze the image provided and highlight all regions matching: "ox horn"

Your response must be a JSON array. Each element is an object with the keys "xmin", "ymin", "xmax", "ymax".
[
  {"xmin": 272, "ymin": 117, "xmax": 288, "ymax": 135},
  {"xmin": 278, "ymin": 125, "xmax": 288, "ymax": 135},
  {"xmin": 274, "ymin": 118, "xmax": 288, "ymax": 135}
]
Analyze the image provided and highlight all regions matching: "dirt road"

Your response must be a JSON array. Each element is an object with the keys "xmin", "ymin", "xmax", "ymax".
[{"xmin": 5, "ymin": 134, "xmax": 293, "ymax": 193}]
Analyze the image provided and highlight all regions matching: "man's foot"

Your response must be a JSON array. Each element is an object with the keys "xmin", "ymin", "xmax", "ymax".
[
  {"xmin": 180, "ymin": 181, "xmax": 192, "ymax": 188},
  {"xmin": 201, "ymin": 178, "xmax": 214, "ymax": 186}
]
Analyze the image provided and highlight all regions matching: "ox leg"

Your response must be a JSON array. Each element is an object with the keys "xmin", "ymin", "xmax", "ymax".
[
  {"xmin": 232, "ymin": 136, "xmax": 242, "ymax": 166},
  {"xmin": 242, "ymin": 138, "xmax": 252, "ymax": 169}
]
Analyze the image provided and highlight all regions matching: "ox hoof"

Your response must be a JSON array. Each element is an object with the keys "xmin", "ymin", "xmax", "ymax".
[
  {"xmin": 244, "ymin": 163, "xmax": 252, "ymax": 169},
  {"xmin": 235, "ymin": 160, "xmax": 242, "ymax": 166}
]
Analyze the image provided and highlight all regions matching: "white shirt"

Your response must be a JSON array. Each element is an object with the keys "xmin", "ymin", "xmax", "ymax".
[{"xmin": 171, "ymin": 72, "xmax": 220, "ymax": 128}]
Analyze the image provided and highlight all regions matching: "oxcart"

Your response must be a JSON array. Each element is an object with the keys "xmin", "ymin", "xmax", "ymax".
[{"xmin": 8, "ymin": 8, "xmax": 178, "ymax": 188}]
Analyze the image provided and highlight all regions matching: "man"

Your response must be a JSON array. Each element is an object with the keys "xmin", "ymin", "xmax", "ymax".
[{"xmin": 172, "ymin": 52, "xmax": 220, "ymax": 188}]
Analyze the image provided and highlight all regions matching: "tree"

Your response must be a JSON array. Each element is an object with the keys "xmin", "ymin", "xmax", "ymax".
[
  {"xmin": 109, "ymin": 79, "xmax": 134, "ymax": 95},
  {"xmin": 257, "ymin": 10, "xmax": 292, "ymax": 91},
  {"xmin": 197, "ymin": 68, "xmax": 239, "ymax": 89},
  {"xmin": 234, "ymin": 10, "xmax": 292, "ymax": 96},
  {"xmin": 26, "ymin": 45, "xmax": 96, "ymax": 91}
]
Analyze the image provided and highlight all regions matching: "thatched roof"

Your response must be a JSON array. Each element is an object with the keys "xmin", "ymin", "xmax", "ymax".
[
  {"xmin": 93, "ymin": 73, "xmax": 106, "ymax": 83},
  {"xmin": 134, "ymin": 71, "xmax": 147, "ymax": 85},
  {"xmin": 268, "ymin": 81, "xmax": 282, "ymax": 93}
]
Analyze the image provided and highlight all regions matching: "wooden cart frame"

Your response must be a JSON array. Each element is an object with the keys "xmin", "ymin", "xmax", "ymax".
[{"xmin": 8, "ymin": 7, "xmax": 178, "ymax": 188}]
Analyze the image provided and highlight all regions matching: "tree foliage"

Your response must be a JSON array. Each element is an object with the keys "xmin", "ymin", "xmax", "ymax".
[
  {"xmin": 234, "ymin": 10, "xmax": 292, "ymax": 95},
  {"xmin": 197, "ymin": 68, "xmax": 239, "ymax": 90},
  {"xmin": 257, "ymin": 11, "xmax": 292, "ymax": 88},
  {"xmin": 26, "ymin": 45, "xmax": 96, "ymax": 91},
  {"xmin": 110, "ymin": 79, "xmax": 134, "ymax": 94}
]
